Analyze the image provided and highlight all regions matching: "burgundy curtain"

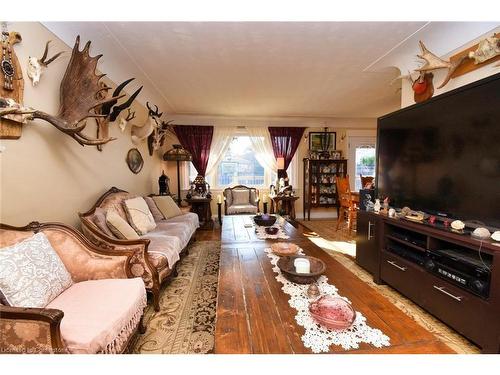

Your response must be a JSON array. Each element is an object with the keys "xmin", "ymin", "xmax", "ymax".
[
  {"xmin": 268, "ymin": 127, "xmax": 306, "ymax": 170},
  {"xmin": 173, "ymin": 125, "xmax": 213, "ymax": 176}
]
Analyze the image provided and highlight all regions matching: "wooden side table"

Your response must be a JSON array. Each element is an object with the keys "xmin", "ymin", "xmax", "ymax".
[
  {"xmin": 185, "ymin": 197, "xmax": 213, "ymax": 230},
  {"xmin": 270, "ymin": 196, "xmax": 300, "ymax": 220}
]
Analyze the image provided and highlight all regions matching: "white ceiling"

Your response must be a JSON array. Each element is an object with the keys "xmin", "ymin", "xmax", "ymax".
[{"xmin": 43, "ymin": 22, "xmax": 431, "ymax": 118}]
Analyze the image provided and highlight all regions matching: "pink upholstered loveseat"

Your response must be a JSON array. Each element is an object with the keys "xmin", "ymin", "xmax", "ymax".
[
  {"xmin": 79, "ymin": 187, "xmax": 199, "ymax": 311},
  {"xmin": 0, "ymin": 222, "xmax": 147, "ymax": 354}
]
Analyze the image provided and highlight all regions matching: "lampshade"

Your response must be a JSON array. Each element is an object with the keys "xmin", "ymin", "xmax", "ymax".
[
  {"xmin": 163, "ymin": 144, "xmax": 192, "ymax": 161},
  {"xmin": 277, "ymin": 157, "xmax": 285, "ymax": 170}
]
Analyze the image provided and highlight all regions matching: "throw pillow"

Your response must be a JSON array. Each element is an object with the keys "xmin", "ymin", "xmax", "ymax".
[
  {"xmin": 123, "ymin": 197, "xmax": 157, "ymax": 235},
  {"xmin": 0, "ymin": 232, "xmax": 73, "ymax": 308},
  {"xmin": 232, "ymin": 189, "xmax": 250, "ymax": 205},
  {"xmin": 106, "ymin": 210, "xmax": 140, "ymax": 240},
  {"xmin": 92, "ymin": 207, "xmax": 116, "ymax": 238},
  {"xmin": 144, "ymin": 196, "xmax": 165, "ymax": 222},
  {"xmin": 152, "ymin": 195, "xmax": 182, "ymax": 219}
]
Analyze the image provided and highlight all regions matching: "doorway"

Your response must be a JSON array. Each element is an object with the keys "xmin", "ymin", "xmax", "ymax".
[{"xmin": 347, "ymin": 136, "xmax": 376, "ymax": 191}]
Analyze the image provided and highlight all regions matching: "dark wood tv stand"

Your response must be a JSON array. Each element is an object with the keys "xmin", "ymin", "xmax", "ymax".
[{"xmin": 356, "ymin": 210, "xmax": 500, "ymax": 353}]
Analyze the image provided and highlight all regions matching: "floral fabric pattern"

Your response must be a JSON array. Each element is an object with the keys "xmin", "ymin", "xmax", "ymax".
[{"xmin": 0, "ymin": 233, "xmax": 73, "ymax": 308}]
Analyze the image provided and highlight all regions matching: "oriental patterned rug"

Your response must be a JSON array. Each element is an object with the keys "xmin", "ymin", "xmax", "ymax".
[
  {"xmin": 132, "ymin": 240, "xmax": 220, "ymax": 354},
  {"xmin": 298, "ymin": 219, "xmax": 480, "ymax": 354}
]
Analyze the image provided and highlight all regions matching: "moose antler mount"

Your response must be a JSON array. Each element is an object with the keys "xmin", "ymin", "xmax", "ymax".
[{"xmin": 0, "ymin": 36, "xmax": 142, "ymax": 147}]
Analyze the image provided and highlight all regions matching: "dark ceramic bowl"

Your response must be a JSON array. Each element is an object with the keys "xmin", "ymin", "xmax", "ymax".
[
  {"xmin": 265, "ymin": 227, "xmax": 279, "ymax": 235},
  {"xmin": 277, "ymin": 255, "xmax": 326, "ymax": 284},
  {"xmin": 254, "ymin": 214, "xmax": 277, "ymax": 227}
]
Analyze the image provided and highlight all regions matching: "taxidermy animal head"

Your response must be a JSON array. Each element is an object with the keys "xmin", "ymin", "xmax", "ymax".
[
  {"xmin": 468, "ymin": 35, "xmax": 500, "ymax": 65},
  {"xmin": 391, "ymin": 71, "xmax": 434, "ymax": 103},
  {"xmin": 27, "ymin": 41, "xmax": 64, "ymax": 86},
  {"xmin": 118, "ymin": 108, "xmax": 136, "ymax": 132},
  {"xmin": 148, "ymin": 119, "xmax": 174, "ymax": 156},
  {"xmin": 131, "ymin": 102, "xmax": 162, "ymax": 145},
  {"xmin": 0, "ymin": 36, "xmax": 142, "ymax": 147},
  {"xmin": 415, "ymin": 41, "xmax": 467, "ymax": 89}
]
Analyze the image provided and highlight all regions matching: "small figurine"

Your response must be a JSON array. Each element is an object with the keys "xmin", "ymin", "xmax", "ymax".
[
  {"xmin": 374, "ymin": 199, "xmax": 381, "ymax": 213},
  {"xmin": 429, "ymin": 215, "xmax": 436, "ymax": 224}
]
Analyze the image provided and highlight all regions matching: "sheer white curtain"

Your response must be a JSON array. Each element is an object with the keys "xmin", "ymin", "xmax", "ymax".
[
  {"xmin": 205, "ymin": 126, "xmax": 237, "ymax": 178},
  {"xmin": 246, "ymin": 127, "xmax": 277, "ymax": 173}
]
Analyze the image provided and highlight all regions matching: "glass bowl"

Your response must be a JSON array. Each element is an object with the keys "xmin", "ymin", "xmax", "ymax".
[{"xmin": 309, "ymin": 295, "xmax": 356, "ymax": 330}]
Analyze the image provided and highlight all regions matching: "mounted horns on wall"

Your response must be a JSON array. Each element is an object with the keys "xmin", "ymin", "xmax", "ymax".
[{"xmin": 0, "ymin": 36, "xmax": 142, "ymax": 148}]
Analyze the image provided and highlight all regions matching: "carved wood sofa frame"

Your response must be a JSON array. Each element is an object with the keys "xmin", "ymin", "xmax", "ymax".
[
  {"xmin": 0, "ymin": 221, "xmax": 146, "ymax": 354},
  {"xmin": 78, "ymin": 187, "xmax": 192, "ymax": 312},
  {"xmin": 223, "ymin": 185, "xmax": 260, "ymax": 215}
]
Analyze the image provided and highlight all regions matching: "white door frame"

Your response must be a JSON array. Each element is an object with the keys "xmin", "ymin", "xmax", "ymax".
[{"xmin": 347, "ymin": 135, "xmax": 377, "ymax": 190}]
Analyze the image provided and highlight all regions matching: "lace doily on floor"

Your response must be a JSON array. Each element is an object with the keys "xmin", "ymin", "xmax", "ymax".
[
  {"xmin": 265, "ymin": 248, "xmax": 391, "ymax": 353},
  {"xmin": 255, "ymin": 225, "xmax": 290, "ymax": 240}
]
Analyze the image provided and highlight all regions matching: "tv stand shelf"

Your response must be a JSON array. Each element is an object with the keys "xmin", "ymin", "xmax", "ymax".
[{"xmin": 356, "ymin": 211, "xmax": 500, "ymax": 353}]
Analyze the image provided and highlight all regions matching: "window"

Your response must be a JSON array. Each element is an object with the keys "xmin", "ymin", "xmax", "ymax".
[{"xmin": 188, "ymin": 136, "xmax": 270, "ymax": 188}]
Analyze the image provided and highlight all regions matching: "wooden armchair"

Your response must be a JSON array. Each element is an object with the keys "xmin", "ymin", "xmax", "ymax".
[
  {"xmin": 335, "ymin": 175, "xmax": 358, "ymax": 235},
  {"xmin": 223, "ymin": 185, "xmax": 260, "ymax": 215},
  {"xmin": 0, "ymin": 222, "xmax": 147, "ymax": 354}
]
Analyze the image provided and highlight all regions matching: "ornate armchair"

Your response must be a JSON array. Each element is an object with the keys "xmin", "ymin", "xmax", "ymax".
[
  {"xmin": 223, "ymin": 185, "xmax": 260, "ymax": 215},
  {"xmin": 0, "ymin": 222, "xmax": 147, "ymax": 354}
]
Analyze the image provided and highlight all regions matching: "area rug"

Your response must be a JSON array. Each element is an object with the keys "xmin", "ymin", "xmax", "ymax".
[
  {"xmin": 298, "ymin": 219, "xmax": 480, "ymax": 354},
  {"xmin": 132, "ymin": 240, "xmax": 220, "ymax": 354}
]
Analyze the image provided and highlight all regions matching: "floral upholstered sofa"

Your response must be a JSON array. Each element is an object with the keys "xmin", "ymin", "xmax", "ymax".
[
  {"xmin": 79, "ymin": 187, "xmax": 199, "ymax": 311},
  {"xmin": 0, "ymin": 222, "xmax": 147, "ymax": 354}
]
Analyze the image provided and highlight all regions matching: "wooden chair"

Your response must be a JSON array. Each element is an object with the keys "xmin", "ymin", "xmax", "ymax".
[
  {"xmin": 360, "ymin": 174, "xmax": 374, "ymax": 189},
  {"xmin": 336, "ymin": 175, "xmax": 357, "ymax": 235}
]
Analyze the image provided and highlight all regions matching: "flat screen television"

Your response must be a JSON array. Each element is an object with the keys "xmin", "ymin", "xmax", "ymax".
[{"xmin": 376, "ymin": 72, "xmax": 500, "ymax": 228}]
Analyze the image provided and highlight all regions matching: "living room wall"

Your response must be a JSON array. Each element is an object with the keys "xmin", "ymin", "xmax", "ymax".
[{"xmin": 0, "ymin": 22, "xmax": 163, "ymax": 226}]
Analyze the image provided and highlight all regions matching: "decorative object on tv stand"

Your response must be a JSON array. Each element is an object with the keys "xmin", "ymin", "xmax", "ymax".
[
  {"xmin": 26, "ymin": 40, "xmax": 64, "ymax": 86},
  {"xmin": 126, "ymin": 148, "xmax": 143, "ymax": 174},
  {"xmin": 451, "ymin": 220, "xmax": 465, "ymax": 231},
  {"xmin": 163, "ymin": 144, "xmax": 192, "ymax": 206},
  {"xmin": 0, "ymin": 24, "xmax": 24, "ymax": 140},
  {"xmin": 158, "ymin": 170, "xmax": 170, "ymax": 196},
  {"xmin": 472, "ymin": 227, "xmax": 491, "ymax": 240},
  {"xmin": 0, "ymin": 35, "xmax": 143, "ymax": 147},
  {"xmin": 373, "ymin": 198, "xmax": 381, "ymax": 213}
]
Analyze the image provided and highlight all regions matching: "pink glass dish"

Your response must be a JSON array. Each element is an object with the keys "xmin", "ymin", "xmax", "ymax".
[{"xmin": 309, "ymin": 296, "xmax": 356, "ymax": 330}]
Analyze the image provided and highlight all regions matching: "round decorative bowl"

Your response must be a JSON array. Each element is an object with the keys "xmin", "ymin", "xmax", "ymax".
[
  {"xmin": 276, "ymin": 255, "xmax": 326, "ymax": 284},
  {"xmin": 271, "ymin": 242, "xmax": 300, "ymax": 256},
  {"xmin": 265, "ymin": 227, "xmax": 279, "ymax": 235},
  {"xmin": 309, "ymin": 295, "xmax": 356, "ymax": 330},
  {"xmin": 254, "ymin": 214, "xmax": 277, "ymax": 227}
]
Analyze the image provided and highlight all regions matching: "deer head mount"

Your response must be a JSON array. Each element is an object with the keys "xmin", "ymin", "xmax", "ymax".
[
  {"xmin": 130, "ymin": 101, "xmax": 174, "ymax": 155},
  {"xmin": 118, "ymin": 108, "xmax": 136, "ymax": 132},
  {"xmin": 0, "ymin": 36, "xmax": 142, "ymax": 147},
  {"xmin": 27, "ymin": 40, "xmax": 64, "ymax": 86},
  {"xmin": 415, "ymin": 41, "xmax": 467, "ymax": 89}
]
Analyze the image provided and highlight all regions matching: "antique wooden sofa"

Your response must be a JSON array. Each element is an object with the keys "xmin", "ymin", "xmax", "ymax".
[
  {"xmin": 223, "ymin": 185, "xmax": 260, "ymax": 215},
  {"xmin": 79, "ymin": 187, "xmax": 199, "ymax": 311},
  {"xmin": 0, "ymin": 222, "xmax": 147, "ymax": 354}
]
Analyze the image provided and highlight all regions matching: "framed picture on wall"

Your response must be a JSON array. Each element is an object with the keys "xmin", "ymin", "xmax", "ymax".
[{"xmin": 309, "ymin": 131, "xmax": 336, "ymax": 152}]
